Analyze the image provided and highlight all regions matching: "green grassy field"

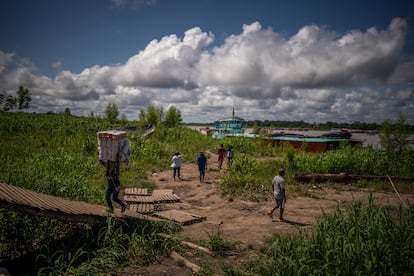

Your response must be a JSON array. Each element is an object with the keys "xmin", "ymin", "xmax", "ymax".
[{"xmin": 1, "ymin": 112, "xmax": 413, "ymax": 274}]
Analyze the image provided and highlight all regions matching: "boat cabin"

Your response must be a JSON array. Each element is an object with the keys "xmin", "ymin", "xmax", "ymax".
[{"xmin": 212, "ymin": 116, "xmax": 245, "ymax": 138}]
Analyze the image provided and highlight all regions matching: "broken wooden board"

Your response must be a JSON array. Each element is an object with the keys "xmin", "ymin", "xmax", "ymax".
[
  {"xmin": 154, "ymin": 210, "xmax": 206, "ymax": 225},
  {"xmin": 152, "ymin": 190, "xmax": 180, "ymax": 203},
  {"xmin": 124, "ymin": 195, "xmax": 154, "ymax": 203},
  {"xmin": 128, "ymin": 203, "xmax": 154, "ymax": 214},
  {"xmin": 124, "ymin": 189, "xmax": 180, "ymax": 204},
  {"xmin": 0, "ymin": 182, "xmax": 161, "ymax": 225},
  {"xmin": 124, "ymin": 188, "xmax": 149, "ymax": 196}
]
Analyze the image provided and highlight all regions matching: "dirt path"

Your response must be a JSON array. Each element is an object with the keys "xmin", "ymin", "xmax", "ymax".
[{"xmin": 128, "ymin": 150, "xmax": 414, "ymax": 275}]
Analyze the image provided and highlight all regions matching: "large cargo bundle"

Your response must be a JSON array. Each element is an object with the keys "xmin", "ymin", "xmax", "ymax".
[{"xmin": 97, "ymin": 130, "xmax": 130, "ymax": 166}]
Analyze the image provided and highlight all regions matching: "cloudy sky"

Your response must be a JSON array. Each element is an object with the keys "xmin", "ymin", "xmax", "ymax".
[{"xmin": 1, "ymin": 0, "xmax": 413, "ymax": 124}]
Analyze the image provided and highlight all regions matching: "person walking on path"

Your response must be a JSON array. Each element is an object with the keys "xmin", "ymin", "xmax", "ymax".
[
  {"xmin": 197, "ymin": 151, "xmax": 208, "ymax": 183},
  {"xmin": 217, "ymin": 144, "xmax": 225, "ymax": 169},
  {"xmin": 101, "ymin": 160, "xmax": 127, "ymax": 213},
  {"xmin": 171, "ymin": 152, "xmax": 184, "ymax": 180},
  {"xmin": 268, "ymin": 168, "xmax": 286, "ymax": 221},
  {"xmin": 227, "ymin": 146, "xmax": 234, "ymax": 166}
]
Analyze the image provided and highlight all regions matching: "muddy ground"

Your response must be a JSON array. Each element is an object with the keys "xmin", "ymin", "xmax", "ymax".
[{"xmin": 124, "ymin": 150, "xmax": 414, "ymax": 275}]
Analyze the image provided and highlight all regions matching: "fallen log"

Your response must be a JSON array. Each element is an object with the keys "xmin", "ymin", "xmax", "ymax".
[
  {"xmin": 158, "ymin": 233, "xmax": 213, "ymax": 255},
  {"xmin": 170, "ymin": 251, "xmax": 200, "ymax": 273},
  {"xmin": 295, "ymin": 173, "xmax": 414, "ymax": 183}
]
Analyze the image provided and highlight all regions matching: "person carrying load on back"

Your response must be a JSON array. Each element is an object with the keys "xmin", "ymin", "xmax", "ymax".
[{"xmin": 97, "ymin": 130, "xmax": 130, "ymax": 213}]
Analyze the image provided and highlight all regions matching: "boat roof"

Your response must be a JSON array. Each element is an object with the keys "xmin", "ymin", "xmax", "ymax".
[
  {"xmin": 216, "ymin": 116, "xmax": 245, "ymax": 122},
  {"xmin": 273, "ymin": 136, "xmax": 363, "ymax": 142}
]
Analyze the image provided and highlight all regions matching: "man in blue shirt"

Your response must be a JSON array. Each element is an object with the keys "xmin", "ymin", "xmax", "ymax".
[{"xmin": 197, "ymin": 151, "xmax": 207, "ymax": 183}]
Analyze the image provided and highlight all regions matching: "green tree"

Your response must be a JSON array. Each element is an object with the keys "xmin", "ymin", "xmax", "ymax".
[
  {"xmin": 137, "ymin": 108, "xmax": 147, "ymax": 128},
  {"xmin": 16, "ymin": 86, "xmax": 31, "ymax": 110},
  {"xmin": 164, "ymin": 106, "xmax": 182, "ymax": 128},
  {"xmin": 379, "ymin": 114, "xmax": 409, "ymax": 156},
  {"xmin": 120, "ymin": 113, "xmax": 128, "ymax": 128},
  {"xmin": 64, "ymin": 107, "xmax": 71, "ymax": 116},
  {"xmin": 147, "ymin": 105, "xmax": 163, "ymax": 126},
  {"xmin": 3, "ymin": 95, "xmax": 17, "ymax": 111},
  {"xmin": 105, "ymin": 103, "xmax": 119, "ymax": 123}
]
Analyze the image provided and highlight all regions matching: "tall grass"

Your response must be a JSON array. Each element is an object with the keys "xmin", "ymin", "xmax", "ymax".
[
  {"xmin": 221, "ymin": 154, "xmax": 286, "ymax": 200},
  {"xmin": 253, "ymin": 196, "xmax": 414, "ymax": 275},
  {"xmin": 34, "ymin": 218, "xmax": 178, "ymax": 275},
  {"xmin": 221, "ymin": 142, "xmax": 414, "ymax": 200},
  {"xmin": 0, "ymin": 113, "xmax": 187, "ymax": 273},
  {"xmin": 295, "ymin": 145, "xmax": 414, "ymax": 177},
  {"xmin": 2, "ymin": 112, "xmax": 413, "ymax": 274},
  {"xmin": 207, "ymin": 226, "xmax": 239, "ymax": 256}
]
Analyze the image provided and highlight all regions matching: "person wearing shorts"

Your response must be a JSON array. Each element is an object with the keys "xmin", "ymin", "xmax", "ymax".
[{"xmin": 268, "ymin": 168, "xmax": 286, "ymax": 221}]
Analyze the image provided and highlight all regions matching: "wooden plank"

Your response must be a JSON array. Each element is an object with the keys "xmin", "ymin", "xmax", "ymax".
[
  {"xmin": 124, "ymin": 195, "xmax": 154, "ymax": 203},
  {"xmin": 124, "ymin": 188, "xmax": 149, "ymax": 195},
  {"xmin": 124, "ymin": 193, "xmax": 180, "ymax": 204},
  {"xmin": 0, "ymin": 183, "xmax": 162, "ymax": 225},
  {"xmin": 128, "ymin": 203, "xmax": 154, "ymax": 214},
  {"xmin": 152, "ymin": 189, "xmax": 174, "ymax": 196},
  {"xmin": 154, "ymin": 210, "xmax": 206, "ymax": 225}
]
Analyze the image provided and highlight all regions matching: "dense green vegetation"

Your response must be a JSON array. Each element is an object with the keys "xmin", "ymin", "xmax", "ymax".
[
  {"xmin": 252, "ymin": 198, "xmax": 414, "ymax": 275},
  {"xmin": 1, "ymin": 112, "xmax": 413, "ymax": 274}
]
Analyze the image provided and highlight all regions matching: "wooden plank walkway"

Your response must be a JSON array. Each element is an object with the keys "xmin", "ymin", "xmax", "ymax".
[
  {"xmin": 124, "ymin": 189, "xmax": 180, "ymax": 204},
  {"xmin": 0, "ymin": 182, "xmax": 161, "ymax": 225},
  {"xmin": 154, "ymin": 210, "xmax": 206, "ymax": 226}
]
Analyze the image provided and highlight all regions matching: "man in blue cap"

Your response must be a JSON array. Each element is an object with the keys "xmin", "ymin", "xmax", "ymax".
[{"xmin": 268, "ymin": 168, "xmax": 286, "ymax": 221}]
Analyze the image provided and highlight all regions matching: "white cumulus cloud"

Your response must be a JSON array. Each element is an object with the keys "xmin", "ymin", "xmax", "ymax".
[{"xmin": 0, "ymin": 18, "xmax": 413, "ymax": 124}]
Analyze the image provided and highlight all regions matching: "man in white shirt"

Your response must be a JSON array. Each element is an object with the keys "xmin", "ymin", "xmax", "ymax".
[
  {"xmin": 171, "ymin": 152, "xmax": 184, "ymax": 180},
  {"xmin": 268, "ymin": 168, "xmax": 286, "ymax": 221}
]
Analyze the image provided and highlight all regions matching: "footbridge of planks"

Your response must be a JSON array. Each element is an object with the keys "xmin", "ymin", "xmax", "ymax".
[
  {"xmin": 0, "ymin": 182, "xmax": 206, "ymax": 226},
  {"xmin": 124, "ymin": 188, "xmax": 206, "ymax": 225},
  {"xmin": 0, "ymin": 182, "xmax": 160, "ymax": 225}
]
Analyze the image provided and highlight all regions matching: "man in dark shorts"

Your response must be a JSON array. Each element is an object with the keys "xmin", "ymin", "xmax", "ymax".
[{"xmin": 268, "ymin": 168, "xmax": 286, "ymax": 221}]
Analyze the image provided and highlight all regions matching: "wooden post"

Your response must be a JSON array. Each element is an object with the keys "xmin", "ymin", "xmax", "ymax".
[{"xmin": 387, "ymin": 174, "xmax": 408, "ymax": 208}]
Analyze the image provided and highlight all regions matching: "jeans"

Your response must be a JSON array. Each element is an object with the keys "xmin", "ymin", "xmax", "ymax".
[
  {"xmin": 105, "ymin": 179, "xmax": 125, "ymax": 210},
  {"xmin": 173, "ymin": 167, "xmax": 181, "ymax": 179}
]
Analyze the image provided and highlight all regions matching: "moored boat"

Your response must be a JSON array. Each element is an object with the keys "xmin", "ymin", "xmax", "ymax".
[
  {"xmin": 212, "ymin": 108, "xmax": 247, "ymax": 138},
  {"xmin": 211, "ymin": 110, "xmax": 364, "ymax": 152},
  {"xmin": 266, "ymin": 135, "xmax": 363, "ymax": 153}
]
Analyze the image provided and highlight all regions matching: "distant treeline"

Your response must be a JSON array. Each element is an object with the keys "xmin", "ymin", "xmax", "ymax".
[
  {"xmin": 187, "ymin": 120, "xmax": 414, "ymax": 131},
  {"xmin": 245, "ymin": 120, "xmax": 382, "ymax": 130}
]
